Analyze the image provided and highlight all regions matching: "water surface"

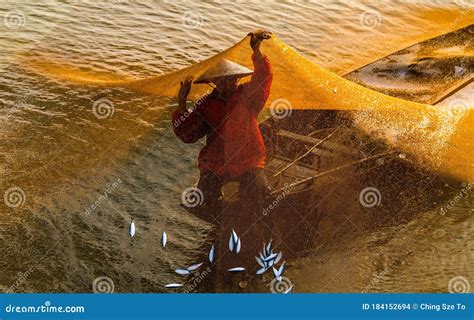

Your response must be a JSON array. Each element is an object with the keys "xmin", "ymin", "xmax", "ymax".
[{"xmin": 0, "ymin": 0, "xmax": 472, "ymax": 292}]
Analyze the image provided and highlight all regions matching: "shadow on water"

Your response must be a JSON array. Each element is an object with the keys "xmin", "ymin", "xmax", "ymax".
[
  {"xmin": 196, "ymin": 114, "xmax": 462, "ymax": 293},
  {"xmin": 191, "ymin": 26, "xmax": 473, "ymax": 292},
  {"xmin": 0, "ymin": 62, "xmax": 203, "ymax": 292},
  {"xmin": 1, "ymin": 2, "xmax": 472, "ymax": 293}
]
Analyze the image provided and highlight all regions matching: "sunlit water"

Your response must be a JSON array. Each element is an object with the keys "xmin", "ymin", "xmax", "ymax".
[{"xmin": 0, "ymin": 1, "xmax": 472, "ymax": 292}]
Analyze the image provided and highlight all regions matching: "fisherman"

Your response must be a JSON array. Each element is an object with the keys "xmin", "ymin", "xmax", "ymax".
[{"xmin": 172, "ymin": 30, "xmax": 273, "ymax": 215}]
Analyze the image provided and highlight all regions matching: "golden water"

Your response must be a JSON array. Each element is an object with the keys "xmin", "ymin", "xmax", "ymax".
[{"xmin": 0, "ymin": 0, "xmax": 472, "ymax": 292}]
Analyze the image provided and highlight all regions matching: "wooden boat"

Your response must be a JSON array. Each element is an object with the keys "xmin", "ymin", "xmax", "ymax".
[{"xmin": 194, "ymin": 25, "xmax": 473, "ymax": 293}]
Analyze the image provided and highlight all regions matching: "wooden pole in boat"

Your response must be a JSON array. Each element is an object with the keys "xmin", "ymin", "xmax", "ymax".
[
  {"xmin": 271, "ymin": 126, "xmax": 341, "ymax": 178},
  {"xmin": 269, "ymin": 151, "xmax": 394, "ymax": 197}
]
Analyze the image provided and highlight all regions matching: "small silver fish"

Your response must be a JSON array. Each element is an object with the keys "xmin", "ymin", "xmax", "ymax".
[
  {"xmin": 255, "ymin": 256, "xmax": 265, "ymax": 268},
  {"xmin": 187, "ymin": 263, "xmax": 203, "ymax": 271},
  {"xmin": 175, "ymin": 269, "xmax": 190, "ymax": 275},
  {"xmin": 455, "ymin": 65, "xmax": 465, "ymax": 76},
  {"xmin": 283, "ymin": 285, "xmax": 294, "ymax": 294},
  {"xmin": 161, "ymin": 231, "xmax": 167, "ymax": 248},
  {"xmin": 274, "ymin": 252, "xmax": 283, "ymax": 265},
  {"xmin": 209, "ymin": 245, "xmax": 215, "ymax": 263},
  {"xmin": 228, "ymin": 234, "xmax": 234, "ymax": 252},
  {"xmin": 272, "ymin": 269, "xmax": 281, "ymax": 281},
  {"xmin": 236, "ymin": 238, "xmax": 241, "ymax": 254},
  {"xmin": 267, "ymin": 259, "xmax": 275, "ymax": 268},
  {"xmin": 231, "ymin": 229, "xmax": 238, "ymax": 244},
  {"xmin": 256, "ymin": 267, "xmax": 267, "ymax": 275},
  {"xmin": 164, "ymin": 283, "xmax": 183, "ymax": 288},
  {"xmin": 129, "ymin": 219, "xmax": 136, "ymax": 238},
  {"xmin": 265, "ymin": 240, "xmax": 273, "ymax": 256},
  {"xmin": 263, "ymin": 252, "xmax": 278, "ymax": 262},
  {"xmin": 227, "ymin": 267, "xmax": 245, "ymax": 272},
  {"xmin": 279, "ymin": 261, "xmax": 286, "ymax": 274},
  {"xmin": 272, "ymin": 261, "xmax": 286, "ymax": 281}
]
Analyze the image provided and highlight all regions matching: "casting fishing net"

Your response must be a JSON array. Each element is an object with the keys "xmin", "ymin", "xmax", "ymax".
[
  {"xmin": 4, "ymin": 2, "xmax": 473, "ymax": 293},
  {"xmin": 25, "ymin": 33, "xmax": 473, "ymax": 182}
]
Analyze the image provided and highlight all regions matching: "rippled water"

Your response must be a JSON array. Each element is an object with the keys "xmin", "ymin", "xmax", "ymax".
[{"xmin": 0, "ymin": 1, "xmax": 472, "ymax": 292}]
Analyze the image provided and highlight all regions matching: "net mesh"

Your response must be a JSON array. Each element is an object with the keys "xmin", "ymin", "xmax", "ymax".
[{"xmin": 24, "ymin": 34, "xmax": 473, "ymax": 182}]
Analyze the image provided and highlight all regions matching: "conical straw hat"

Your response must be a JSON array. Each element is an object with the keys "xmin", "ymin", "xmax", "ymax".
[{"xmin": 194, "ymin": 59, "xmax": 253, "ymax": 84}]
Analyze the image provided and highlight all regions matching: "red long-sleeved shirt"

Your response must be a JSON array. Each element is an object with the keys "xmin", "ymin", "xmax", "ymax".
[{"xmin": 172, "ymin": 54, "xmax": 273, "ymax": 178}]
